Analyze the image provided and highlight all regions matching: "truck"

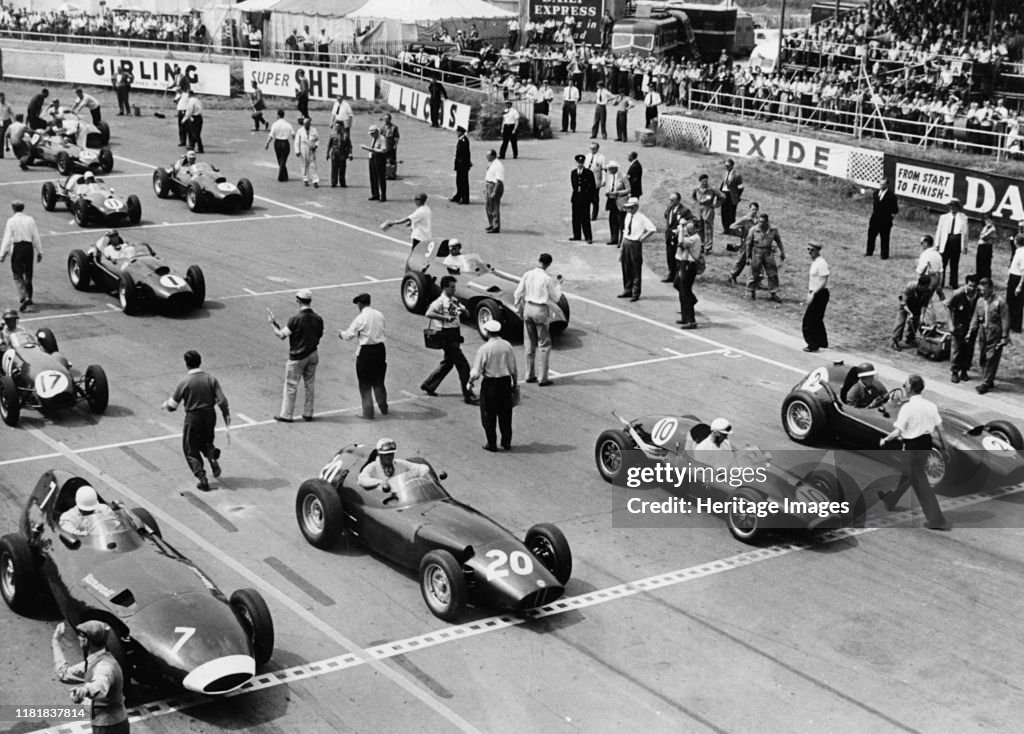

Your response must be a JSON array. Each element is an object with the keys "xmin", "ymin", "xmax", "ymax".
[{"xmin": 610, "ymin": 0, "xmax": 756, "ymax": 59}]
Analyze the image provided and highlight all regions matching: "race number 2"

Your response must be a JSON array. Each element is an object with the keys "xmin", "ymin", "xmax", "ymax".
[{"xmin": 484, "ymin": 549, "xmax": 534, "ymax": 580}]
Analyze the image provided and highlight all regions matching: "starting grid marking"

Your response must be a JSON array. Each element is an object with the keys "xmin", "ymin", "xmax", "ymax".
[
  {"xmin": 42, "ymin": 212, "xmax": 310, "ymax": 237},
  {"xmin": 548, "ymin": 348, "xmax": 727, "ymax": 379},
  {"xmin": 27, "ymin": 480, "xmax": 1024, "ymax": 734}
]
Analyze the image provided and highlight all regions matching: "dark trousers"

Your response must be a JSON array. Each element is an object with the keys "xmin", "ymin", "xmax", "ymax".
[
  {"xmin": 591, "ymin": 105, "xmax": 606, "ymax": 137},
  {"xmin": 866, "ymin": 217, "xmax": 892, "ymax": 258},
  {"xmin": 590, "ymin": 189, "xmax": 600, "ymax": 220},
  {"xmin": 941, "ymin": 235, "xmax": 961, "ymax": 288},
  {"xmin": 177, "ymin": 110, "xmax": 187, "ymax": 145},
  {"xmin": 608, "ymin": 207, "xmax": 623, "ymax": 244},
  {"xmin": 892, "ymin": 306, "xmax": 921, "ymax": 345},
  {"xmin": 620, "ymin": 238, "xmax": 643, "ymax": 297},
  {"xmin": 480, "ymin": 376, "xmax": 513, "ymax": 448},
  {"xmin": 1007, "ymin": 274, "xmax": 1022, "ymax": 332},
  {"xmin": 11, "ymin": 242, "xmax": 34, "ymax": 303},
  {"xmin": 182, "ymin": 409, "xmax": 217, "ymax": 480},
  {"xmin": 423, "ymin": 332, "xmax": 472, "ymax": 397},
  {"xmin": 186, "ymin": 115, "xmax": 204, "ymax": 153},
  {"xmin": 676, "ymin": 260, "xmax": 698, "ymax": 324},
  {"xmin": 455, "ymin": 166, "xmax": 470, "ymax": 203},
  {"xmin": 115, "ymin": 86, "xmax": 130, "ymax": 114},
  {"xmin": 369, "ymin": 154, "xmax": 387, "ymax": 200},
  {"xmin": 330, "ymin": 156, "xmax": 347, "ymax": 186},
  {"xmin": 561, "ymin": 101, "xmax": 576, "ymax": 132},
  {"xmin": 296, "ymin": 93, "xmax": 309, "ymax": 120},
  {"xmin": 950, "ymin": 326, "xmax": 975, "ymax": 375},
  {"xmin": 430, "ymin": 100, "xmax": 442, "ymax": 128},
  {"xmin": 615, "ymin": 110, "xmax": 627, "ymax": 141},
  {"xmin": 571, "ymin": 197, "xmax": 592, "ymax": 240},
  {"xmin": 720, "ymin": 197, "xmax": 737, "ymax": 233},
  {"xmin": 890, "ymin": 435, "xmax": 947, "ymax": 525},
  {"xmin": 0, "ymin": 119, "xmax": 9, "ymax": 157},
  {"xmin": 274, "ymin": 139, "xmax": 290, "ymax": 181},
  {"xmin": 802, "ymin": 287, "xmax": 830, "ymax": 349},
  {"xmin": 499, "ymin": 125, "xmax": 518, "ymax": 158},
  {"xmin": 251, "ymin": 110, "xmax": 266, "ymax": 130},
  {"xmin": 665, "ymin": 236, "xmax": 678, "ymax": 280},
  {"xmin": 645, "ymin": 106, "xmax": 658, "ymax": 127},
  {"xmin": 978, "ymin": 336, "xmax": 1004, "ymax": 387},
  {"xmin": 90, "ymin": 107, "xmax": 102, "ymax": 126},
  {"xmin": 355, "ymin": 343, "xmax": 387, "ymax": 418}
]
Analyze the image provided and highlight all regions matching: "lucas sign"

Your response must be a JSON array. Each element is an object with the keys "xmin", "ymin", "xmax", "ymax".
[
  {"xmin": 386, "ymin": 82, "xmax": 471, "ymax": 131},
  {"xmin": 243, "ymin": 61, "xmax": 374, "ymax": 101},
  {"xmin": 64, "ymin": 53, "xmax": 230, "ymax": 96}
]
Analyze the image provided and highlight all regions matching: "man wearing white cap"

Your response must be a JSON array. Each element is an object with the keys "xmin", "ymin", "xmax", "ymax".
[
  {"xmin": 695, "ymin": 418, "xmax": 733, "ymax": 453},
  {"xmin": 268, "ymin": 289, "xmax": 324, "ymax": 422},
  {"xmin": 360, "ymin": 125, "xmax": 388, "ymax": 202},
  {"xmin": 467, "ymin": 319, "xmax": 518, "ymax": 451},
  {"xmin": 52, "ymin": 619, "xmax": 128, "ymax": 733},
  {"xmin": 618, "ymin": 197, "xmax": 655, "ymax": 302},
  {"xmin": 357, "ymin": 437, "xmax": 430, "ymax": 491},
  {"xmin": 846, "ymin": 363, "xmax": 886, "ymax": 408},
  {"xmin": 604, "ymin": 160, "xmax": 629, "ymax": 244},
  {"xmin": 59, "ymin": 485, "xmax": 116, "ymax": 535}
]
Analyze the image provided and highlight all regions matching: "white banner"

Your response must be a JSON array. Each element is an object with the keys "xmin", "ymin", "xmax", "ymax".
[
  {"xmin": 386, "ymin": 82, "xmax": 471, "ymax": 132},
  {"xmin": 63, "ymin": 53, "xmax": 231, "ymax": 97},
  {"xmin": 242, "ymin": 61, "xmax": 374, "ymax": 102},
  {"xmin": 892, "ymin": 162, "xmax": 956, "ymax": 204},
  {"xmin": 705, "ymin": 121, "xmax": 854, "ymax": 179}
]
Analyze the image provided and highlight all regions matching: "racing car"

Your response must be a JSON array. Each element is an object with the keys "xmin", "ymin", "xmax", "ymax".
[
  {"xmin": 595, "ymin": 413, "xmax": 856, "ymax": 543},
  {"xmin": 781, "ymin": 363, "xmax": 1024, "ymax": 489},
  {"xmin": 68, "ymin": 238, "xmax": 205, "ymax": 315},
  {"xmin": 0, "ymin": 470, "xmax": 274, "ymax": 695},
  {"xmin": 42, "ymin": 173, "xmax": 141, "ymax": 227},
  {"xmin": 19, "ymin": 126, "xmax": 113, "ymax": 175},
  {"xmin": 0, "ymin": 326, "xmax": 108, "ymax": 427},
  {"xmin": 152, "ymin": 159, "xmax": 254, "ymax": 213},
  {"xmin": 401, "ymin": 239, "xmax": 570, "ymax": 340},
  {"xmin": 295, "ymin": 444, "xmax": 572, "ymax": 621}
]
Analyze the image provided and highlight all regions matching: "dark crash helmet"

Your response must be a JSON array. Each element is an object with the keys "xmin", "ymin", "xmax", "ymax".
[
  {"xmin": 2, "ymin": 308, "xmax": 18, "ymax": 323},
  {"xmin": 856, "ymin": 362, "xmax": 878, "ymax": 379}
]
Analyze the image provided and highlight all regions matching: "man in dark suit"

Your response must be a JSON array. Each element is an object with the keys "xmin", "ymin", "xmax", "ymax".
[
  {"xmin": 570, "ymin": 154, "xmax": 596, "ymax": 242},
  {"xmin": 427, "ymin": 77, "xmax": 447, "ymax": 128},
  {"xmin": 719, "ymin": 158, "xmax": 744, "ymax": 234},
  {"xmin": 626, "ymin": 151, "xmax": 642, "ymax": 198},
  {"xmin": 451, "ymin": 125, "xmax": 472, "ymax": 204},
  {"xmin": 663, "ymin": 192, "xmax": 692, "ymax": 282},
  {"xmin": 866, "ymin": 176, "xmax": 899, "ymax": 259}
]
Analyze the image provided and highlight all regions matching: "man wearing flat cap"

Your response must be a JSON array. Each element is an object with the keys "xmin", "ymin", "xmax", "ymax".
[
  {"xmin": 570, "ymin": 154, "xmax": 596, "ymax": 242},
  {"xmin": 451, "ymin": 125, "xmax": 472, "ymax": 204},
  {"xmin": 467, "ymin": 319, "xmax": 518, "ymax": 451},
  {"xmin": 268, "ymin": 289, "xmax": 324, "ymax": 422},
  {"xmin": 968, "ymin": 277, "xmax": 1010, "ymax": 394},
  {"xmin": 619, "ymin": 198, "xmax": 656, "ymax": 302},
  {"xmin": 802, "ymin": 242, "xmax": 830, "ymax": 352},
  {"xmin": 339, "ymin": 292, "xmax": 388, "ymax": 419},
  {"xmin": 52, "ymin": 619, "xmax": 129, "ymax": 733},
  {"xmin": 360, "ymin": 126, "xmax": 388, "ymax": 202},
  {"xmin": 935, "ymin": 198, "xmax": 969, "ymax": 289}
]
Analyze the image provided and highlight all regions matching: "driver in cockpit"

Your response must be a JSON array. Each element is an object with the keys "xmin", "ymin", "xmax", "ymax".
[
  {"xmin": 173, "ymin": 149, "xmax": 197, "ymax": 176},
  {"xmin": 1, "ymin": 308, "xmax": 29, "ymax": 349},
  {"xmin": 846, "ymin": 363, "xmax": 887, "ymax": 408},
  {"xmin": 73, "ymin": 170, "xmax": 102, "ymax": 191},
  {"xmin": 357, "ymin": 437, "xmax": 430, "ymax": 496},
  {"xmin": 59, "ymin": 485, "xmax": 116, "ymax": 536},
  {"xmin": 442, "ymin": 239, "xmax": 472, "ymax": 273},
  {"xmin": 97, "ymin": 229, "xmax": 134, "ymax": 261}
]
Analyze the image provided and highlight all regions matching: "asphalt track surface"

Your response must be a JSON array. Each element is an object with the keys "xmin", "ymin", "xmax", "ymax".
[{"xmin": 2, "ymin": 108, "xmax": 1024, "ymax": 734}]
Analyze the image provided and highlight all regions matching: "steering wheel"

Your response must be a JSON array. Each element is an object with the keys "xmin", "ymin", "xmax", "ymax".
[{"xmin": 869, "ymin": 387, "xmax": 904, "ymax": 410}]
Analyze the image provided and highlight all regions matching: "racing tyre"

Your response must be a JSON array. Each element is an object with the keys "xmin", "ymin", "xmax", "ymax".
[
  {"xmin": 56, "ymin": 151, "xmax": 72, "ymax": 175},
  {"xmin": 550, "ymin": 294, "xmax": 570, "ymax": 336},
  {"xmin": 230, "ymin": 588, "xmax": 274, "ymax": 667},
  {"xmin": 984, "ymin": 420, "xmax": 1024, "ymax": 450},
  {"xmin": 73, "ymin": 199, "xmax": 90, "ymax": 227},
  {"xmin": 0, "ymin": 376, "xmax": 20, "ymax": 427},
  {"xmin": 126, "ymin": 194, "xmax": 142, "ymax": 225},
  {"xmin": 130, "ymin": 508, "xmax": 161, "ymax": 538},
  {"xmin": 400, "ymin": 273, "xmax": 429, "ymax": 314},
  {"xmin": 96, "ymin": 121, "xmax": 110, "ymax": 146},
  {"xmin": 419, "ymin": 550, "xmax": 466, "ymax": 622},
  {"xmin": 781, "ymin": 392, "xmax": 827, "ymax": 444},
  {"xmin": 237, "ymin": 178, "xmax": 254, "ymax": 210},
  {"xmin": 525, "ymin": 523, "xmax": 572, "ymax": 584},
  {"xmin": 594, "ymin": 429, "xmax": 631, "ymax": 483},
  {"xmin": 727, "ymin": 487, "xmax": 767, "ymax": 544},
  {"xmin": 68, "ymin": 249, "xmax": 92, "ymax": 290},
  {"xmin": 153, "ymin": 168, "xmax": 170, "ymax": 198},
  {"xmin": 186, "ymin": 181, "xmax": 205, "ymax": 213},
  {"xmin": 0, "ymin": 534, "xmax": 40, "ymax": 613},
  {"xmin": 41, "ymin": 182, "xmax": 58, "ymax": 211},
  {"xmin": 35, "ymin": 328, "xmax": 58, "ymax": 355},
  {"xmin": 98, "ymin": 147, "xmax": 114, "ymax": 174},
  {"xmin": 474, "ymin": 298, "xmax": 503, "ymax": 340},
  {"xmin": 295, "ymin": 479, "xmax": 344, "ymax": 549},
  {"xmin": 186, "ymin": 265, "xmax": 206, "ymax": 309},
  {"xmin": 118, "ymin": 271, "xmax": 139, "ymax": 315},
  {"xmin": 84, "ymin": 365, "xmax": 109, "ymax": 414}
]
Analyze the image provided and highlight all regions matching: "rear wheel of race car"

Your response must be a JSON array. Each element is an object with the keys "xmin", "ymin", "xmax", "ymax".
[
  {"xmin": 0, "ymin": 534, "xmax": 39, "ymax": 614},
  {"xmin": 73, "ymin": 199, "xmax": 90, "ymax": 227},
  {"xmin": 401, "ymin": 273, "xmax": 428, "ymax": 314},
  {"xmin": 126, "ymin": 194, "xmax": 142, "ymax": 225},
  {"xmin": 525, "ymin": 523, "xmax": 572, "ymax": 584},
  {"xmin": 118, "ymin": 271, "xmax": 139, "ymax": 315},
  {"xmin": 550, "ymin": 294, "xmax": 570, "ymax": 336},
  {"xmin": 35, "ymin": 328, "xmax": 58, "ymax": 355},
  {"xmin": 984, "ymin": 420, "xmax": 1024, "ymax": 450},
  {"xmin": 419, "ymin": 550, "xmax": 466, "ymax": 622},
  {"xmin": 594, "ymin": 429, "xmax": 631, "ymax": 483},
  {"xmin": 781, "ymin": 392, "xmax": 827, "ymax": 444},
  {"xmin": 41, "ymin": 182, "xmax": 58, "ymax": 211},
  {"xmin": 230, "ymin": 589, "xmax": 274, "ymax": 667},
  {"xmin": 153, "ymin": 168, "xmax": 170, "ymax": 198},
  {"xmin": 84, "ymin": 365, "xmax": 109, "ymax": 414},
  {"xmin": 295, "ymin": 479, "xmax": 344, "ymax": 549},
  {"xmin": 237, "ymin": 178, "xmax": 254, "ymax": 210},
  {"xmin": 130, "ymin": 508, "xmax": 161, "ymax": 538},
  {"xmin": 98, "ymin": 148, "xmax": 114, "ymax": 174},
  {"xmin": 0, "ymin": 376, "xmax": 20, "ymax": 427},
  {"xmin": 727, "ymin": 487, "xmax": 767, "ymax": 544},
  {"xmin": 186, "ymin": 182, "xmax": 205, "ymax": 213},
  {"xmin": 96, "ymin": 121, "xmax": 110, "ymax": 146},
  {"xmin": 68, "ymin": 249, "xmax": 92, "ymax": 290},
  {"xmin": 474, "ymin": 298, "xmax": 503, "ymax": 340},
  {"xmin": 185, "ymin": 265, "xmax": 206, "ymax": 309},
  {"xmin": 56, "ymin": 151, "xmax": 72, "ymax": 175}
]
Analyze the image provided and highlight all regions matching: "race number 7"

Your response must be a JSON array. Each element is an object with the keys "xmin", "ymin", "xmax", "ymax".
[
  {"xmin": 484, "ymin": 549, "xmax": 534, "ymax": 580},
  {"xmin": 171, "ymin": 626, "xmax": 196, "ymax": 654}
]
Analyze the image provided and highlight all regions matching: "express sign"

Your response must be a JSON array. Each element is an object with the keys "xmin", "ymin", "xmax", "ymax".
[
  {"xmin": 242, "ymin": 61, "xmax": 374, "ymax": 102},
  {"xmin": 529, "ymin": 0, "xmax": 604, "ymax": 46},
  {"xmin": 63, "ymin": 53, "xmax": 231, "ymax": 96}
]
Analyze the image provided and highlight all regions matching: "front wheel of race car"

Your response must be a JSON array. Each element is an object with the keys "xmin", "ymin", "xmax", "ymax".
[
  {"xmin": 96, "ymin": 121, "xmax": 110, "ymax": 146},
  {"xmin": 153, "ymin": 168, "xmax": 170, "ymax": 198},
  {"xmin": 126, "ymin": 194, "xmax": 142, "ymax": 225},
  {"xmin": 73, "ymin": 199, "xmax": 90, "ymax": 228},
  {"xmin": 98, "ymin": 147, "xmax": 113, "ymax": 174},
  {"xmin": 525, "ymin": 523, "xmax": 572, "ymax": 584},
  {"xmin": 118, "ymin": 271, "xmax": 139, "ymax": 314},
  {"xmin": 230, "ymin": 588, "xmax": 274, "ymax": 667},
  {"xmin": 237, "ymin": 178, "xmax": 254, "ymax": 210},
  {"xmin": 0, "ymin": 534, "xmax": 40, "ymax": 614},
  {"xmin": 419, "ymin": 550, "xmax": 467, "ymax": 622},
  {"xmin": 68, "ymin": 250, "xmax": 92, "ymax": 290},
  {"xmin": 36, "ymin": 328, "xmax": 58, "ymax": 355},
  {"xmin": 41, "ymin": 182, "xmax": 58, "ymax": 211},
  {"xmin": 83, "ymin": 365, "xmax": 109, "ymax": 414},
  {"xmin": 130, "ymin": 507, "xmax": 161, "ymax": 538},
  {"xmin": 781, "ymin": 392, "xmax": 827, "ymax": 444},
  {"xmin": 186, "ymin": 182, "xmax": 205, "ymax": 213},
  {"xmin": 401, "ymin": 273, "xmax": 428, "ymax": 314},
  {"xmin": 295, "ymin": 478, "xmax": 344, "ymax": 549},
  {"xmin": 727, "ymin": 487, "xmax": 767, "ymax": 544},
  {"xmin": 56, "ymin": 151, "xmax": 72, "ymax": 175},
  {"xmin": 186, "ymin": 266, "xmax": 205, "ymax": 309},
  {"xmin": 594, "ymin": 429, "xmax": 631, "ymax": 483},
  {"xmin": 984, "ymin": 420, "xmax": 1024, "ymax": 450},
  {"xmin": 0, "ymin": 376, "xmax": 21, "ymax": 427},
  {"xmin": 474, "ymin": 298, "xmax": 503, "ymax": 340}
]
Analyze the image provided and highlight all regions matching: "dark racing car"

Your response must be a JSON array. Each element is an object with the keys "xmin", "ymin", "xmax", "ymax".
[
  {"xmin": 152, "ymin": 160, "xmax": 254, "ymax": 213},
  {"xmin": 295, "ymin": 444, "xmax": 572, "ymax": 621},
  {"xmin": 401, "ymin": 238, "xmax": 570, "ymax": 340},
  {"xmin": 20, "ymin": 122, "xmax": 113, "ymax": 175},
  {"xmin": 0, "ymin": 325, "xmax": 108, "ymax": 427},
  {"xmin": 0, "ymin": 470, "xmax": 274, "ymax": 695},
  {"xmin": 41, "ymin": 173, "xmax": 141, "ymax": 227},
  {"xmin": 781, "ymin": 363, "xmax": 1024, "ymax": 489},
  {"xmin": 68, "ymin": 237, "xmax": 205, "ymax": 315}
]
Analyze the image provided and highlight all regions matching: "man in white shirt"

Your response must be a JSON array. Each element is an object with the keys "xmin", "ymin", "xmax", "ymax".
[
  {"xmin": 265, "ymin": 108, "xmax": 295, "ymax": 182},
  {"xmin": 561, "ymin": 80, "xmax": 580, "ymax": 133},
  {"xmin": 358, "ymin": 438, "xmax": 429, "ymax": 492},
  {"xmin": 618, "ymin": 197, "xmax": 656, "ymax": 302},
  {"xmin": 0, "ymin": 200, "xmax": 43, "ymax": 312},
  {"xmin": 514, "ymin": 253, "xmax": 561, "ymax": 386},
  {"xmin": 803, "ymin": 242, "xmax": 830, "ymax": 352},
  {"xmin": 331, "ymin": 95, "xmax": 353, "ymax": 130},
  {"xmin": 484, "ymin": 150, "xmax": 505, "ymax": 233},
  {"xmin": 591, "ymin": 81, "xmax": 611, "ymax": 139},
  {"xmin": 294, "ymin": 116, "xmax": 320, "ymax": 187},
  {"xmin": 695, "ymin": 417, "xmax": 733, "ymax": 452},
  {"xmin": 585, "ymin": 141, "xmax": 606, "ymax": 220},
  {"xmin": 915, "ymin": 234, "xmax": 943, "ymax": 300},
  {"xmin": 382, "ymin": 192, "xmax": 431, "ymax": 246},
  {"xmin": 498, "ymin": 101, "xmax": 520, "ymax": 160},
  {"xmin": 338, "ymin": 292, "xmax": 388, "ymax": 419},
  {"xmin": 184, "ymin": 90, "xmax": 204, "ymax": 153},
  {"xmin": 1007, "ymin": 234, "xmax": 1023, "ymax": 333},
  {"xmin": 643, "ymin": 87, "xmax": 662, "ymax": 128},
  {"xmin": 70, "ymin": 88, "xmax": 101, "ymax": 126},
  {"xmin": 934, "ymin": 197, "xmax": 969, "ymax": 289}
]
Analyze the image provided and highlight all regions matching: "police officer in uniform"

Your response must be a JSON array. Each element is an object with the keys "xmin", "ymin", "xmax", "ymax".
[
  {"xmin": 570, "ymin": 154, "xmax": 596, "ymax": 242},
  {"xmin": 339, "ymin": 292, "xmax": 388, "ymax": 419},
  {"xmin": 163, "ymin": 350, "xmax": 230, "ymax": 491},
  {"xmin": 467, "ymin": 320, "xmax": 518, "ymax": 451}
]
